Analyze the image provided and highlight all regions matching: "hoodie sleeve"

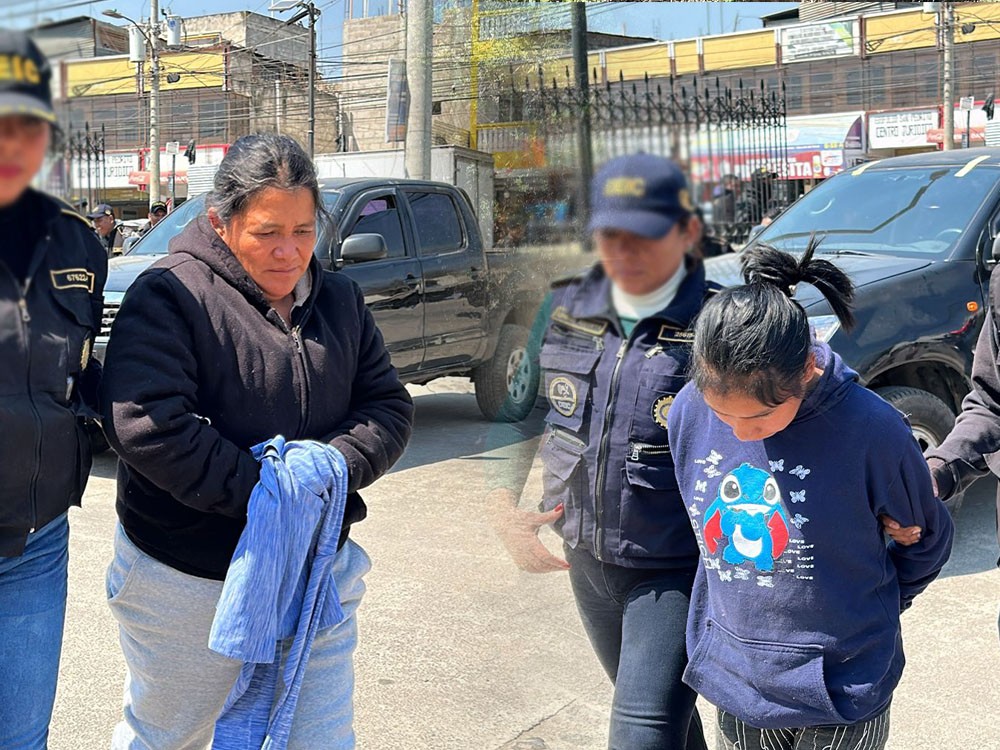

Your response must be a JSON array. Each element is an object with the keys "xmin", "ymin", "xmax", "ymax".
[
  {"xmin": 320, "ymin": 282, "xmax": 413, "ymax": 494},
  {"xmin": 925, "ymin": 300, "xmax": 1000, "ymax": 502},
  {"xmin": 872, "ymin": 423, "xmax": 954, "ymax": 610},
  {"xmin": 100, "ymin": 269, "xmax": 260, "ymax": 517}
]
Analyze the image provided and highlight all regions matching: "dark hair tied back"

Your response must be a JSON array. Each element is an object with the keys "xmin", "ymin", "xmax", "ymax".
[
  {"xmin": 742, "ymin": 235, "xmax": 855, "ymax": 331},
  {"xmin": 691, "ymin": 235, "xmax": 855, "ymax": 406}
]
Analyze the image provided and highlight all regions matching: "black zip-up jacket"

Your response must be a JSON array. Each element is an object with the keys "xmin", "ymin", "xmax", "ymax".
[
  {"xmin": 0, "ymin": 191, "xmax": 107, "ymax": 555},
  {"xmin": 100, "ymin": 214, "xmax": 413, "ymax": 580}
]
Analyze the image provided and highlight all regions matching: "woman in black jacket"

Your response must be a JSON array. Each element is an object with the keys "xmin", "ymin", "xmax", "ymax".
[
  {"xmin": 100, "ymin": 134, "xmax": 413, "ymax": 749},
  {"xmin": 0, "ymin": 30, "xmax": 108, "ymax": 749}
]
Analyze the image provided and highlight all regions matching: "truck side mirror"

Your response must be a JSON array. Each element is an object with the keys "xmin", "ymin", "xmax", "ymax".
[{"xmin": 340, "ymin": 233, "xmax": 388, "ymax": 263}]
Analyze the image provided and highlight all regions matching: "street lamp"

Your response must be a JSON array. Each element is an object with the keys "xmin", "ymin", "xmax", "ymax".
[
  {"xmin": 104, "ymin": 5, "xmax": 162, "ymax": 206},
  {"xmin": 271, "ymin": 0, "xmax": 320, "ymax": 158}
]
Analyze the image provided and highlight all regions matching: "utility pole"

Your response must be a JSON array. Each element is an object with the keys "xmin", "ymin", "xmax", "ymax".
[
  {"xmin": 405, "ymin": 0, "xmax": 432, "ymax": 180},
  {"xmin": 571, "ymin": 2, "xmax": 593, "ymax": 230},
  {"xmin": 275, "ymin": 1, "xmax": 320, "ymax": 158},
  {"xmin": 149, "ymin": 0, "xmax": 161, "ymax": 202},
  {"xmin": 308, "ymin": 2, "xmax": 317, "ymax": 158},
  {"xmin": 942, "ymin": 2, "xmax": 955, "ymax": 151}
]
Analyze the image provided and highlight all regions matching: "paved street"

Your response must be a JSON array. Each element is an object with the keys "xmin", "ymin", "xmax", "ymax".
[{"xmin": 51, "ymin": 380, "xmax": 1000, "ymax": 749}]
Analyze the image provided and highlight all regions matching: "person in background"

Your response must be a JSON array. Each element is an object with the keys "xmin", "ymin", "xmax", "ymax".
[
  {"xmin": 747, "ymin": 205, "xmax": 783, "ymax": 242},
  {"xmin": 925, "ymin": 235, "xmax": 1000, "ymax": 636},
  {"xmin": 692, "ymin": 206, "xmax": 732, "ymax": 259},
  {"xmin": 138, "ymin": 200, "xmax": 168, "ymax": 237},
  {"xmin": 0, "ymin": 28, "xmax": 108, "ymax": 748},
  {"xmin": 88, "ymin": 202, "xmax": 124, "ymax": 256},
  {"xmin": 668, "ymin": 242, "xmax": 953, "ymax": 750},
  {"xmin": 490, "ymin": 154, "xmax": 712, "ymax": 750},
  {"xmin": 100, "ymin": 133, "xmax": 412, "ymax": 749}
]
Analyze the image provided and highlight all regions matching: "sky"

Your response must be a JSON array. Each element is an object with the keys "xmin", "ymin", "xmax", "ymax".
[{"xmin": 4, "ymin": 1, "xmax": 799, "ymax": 73}]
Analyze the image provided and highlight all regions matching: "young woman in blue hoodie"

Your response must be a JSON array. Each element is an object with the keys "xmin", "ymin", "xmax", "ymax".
[{"xmin": 667, "ymin": 242, "xmax": 954, "ymax": 750}]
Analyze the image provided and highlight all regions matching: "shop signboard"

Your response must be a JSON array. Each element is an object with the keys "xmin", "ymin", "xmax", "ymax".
[
  {"xmin": 781, "ymin": 21, "xmax": 858, "ymax": 63},
  {"xmin": 868, "ymin": 109, "xmax": 939, "ymax": 150}
]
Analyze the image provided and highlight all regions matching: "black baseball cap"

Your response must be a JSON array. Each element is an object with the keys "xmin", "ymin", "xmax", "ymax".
[
  {"xmin": 87, "ymin": 203, "xmax": 114, "ymax": 219},
  {"xmin": 150, "ymin": 201, "xmax": 168, "ymax": 214},
  {"xmin": 0, "ymin": 30, "xmax": 56, "ymax": 124},
  {"xmin": 588, "ymin": 154, "xmax": 694, "ymax": 239}
]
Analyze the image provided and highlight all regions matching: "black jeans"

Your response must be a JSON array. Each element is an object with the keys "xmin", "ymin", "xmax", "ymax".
[{"xmin": 565, "ymin": 544, "xmax": 706, "ymax": 750}]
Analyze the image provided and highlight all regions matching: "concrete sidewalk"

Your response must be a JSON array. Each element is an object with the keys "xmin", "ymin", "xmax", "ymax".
[{"xmin": 51, "ymin": 382, "xmax": 1000, "ymax": 749}]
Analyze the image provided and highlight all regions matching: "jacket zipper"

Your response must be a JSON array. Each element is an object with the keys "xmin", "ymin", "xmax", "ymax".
[
  {"xmin": 549, "ymin": 427, "xmax": 586, "ymax": 451},
  {"xmin": 12, "ymin": 271, "xmax": 43, "ymax": 533},
  {"xmin": 291, "ymin": 325, "xmax": 310, "ymax": 435},
  {"xmin": 593, "ymin": 338, "xmax": 629, "ymax": 561},
  {"xmin": 628, "ymin": 442, "xmax": 671, "ymax": 461}
]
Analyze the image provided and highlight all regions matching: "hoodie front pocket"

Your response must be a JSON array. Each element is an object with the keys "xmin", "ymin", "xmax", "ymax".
[{"xmin": 684, "ymin": 618, "xmax": 847, "ymax": 730}]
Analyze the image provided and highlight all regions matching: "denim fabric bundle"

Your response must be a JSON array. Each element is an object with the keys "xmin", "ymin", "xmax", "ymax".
[{"xmin": 209, "ymin": 436, "xmax": 349, "ymax": 750}]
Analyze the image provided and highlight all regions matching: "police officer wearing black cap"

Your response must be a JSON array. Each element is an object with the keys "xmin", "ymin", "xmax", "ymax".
[
  {"xmin": 490, "ymin": 154, "xmax": 712, "ymax": 749},
  {"xmin": 0, "ymin": 28, "xmax": 107, "ymax": 747},
  {"xmin": 138, "ymin": 200, "xmax": 167, "ymax": 238},
  {"xmin": 88, "ymin": 201, "xmax": 125, "ymax": 256}
]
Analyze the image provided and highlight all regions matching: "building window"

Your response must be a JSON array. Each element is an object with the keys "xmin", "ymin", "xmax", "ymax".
[
  {"xmin": 845, "ymin": 68, "xmax": 864, "ymax": 108},
  {"xmin": 199, "ymin": 98, "xmax": 228, "ymax": 141},
  {"xmin": 866, "ymin": 64, "xmax": 886, "ymax": 110},
  {"xmin": 891, "ymin": 63, "xmax": 917, "ymax": 109},
  {"xmin": 784, "ymin": 73, "xmax": 803, "ymax": 113},
  {"xmin": 809, "ymin": 71, "xmax": 835, "ymax": 112},
  {"xmin": 168, "ymin": 100, "xmax": 194, "ymax": 143}
]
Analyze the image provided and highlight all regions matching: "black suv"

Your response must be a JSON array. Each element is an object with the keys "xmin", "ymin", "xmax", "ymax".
[{"xmin": 707, "ymin": 147, "xmax": 1000, "ymax": 450}]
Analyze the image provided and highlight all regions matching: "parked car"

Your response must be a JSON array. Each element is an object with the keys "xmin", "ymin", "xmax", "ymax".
[
  {"xmin": 707, "ymin": 147, "xmax": 1000, "ymax": 450},
  {"xmin": 97, "ymin": 178, "xmax": 554, "ymax": 421}
]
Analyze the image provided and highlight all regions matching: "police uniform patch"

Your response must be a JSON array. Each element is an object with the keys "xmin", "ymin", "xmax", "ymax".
[
  {"xmin": 657, "ymin": 324, "xmax": 694, "ymax": 345},
  {"xmin": 552, "ymin": 306, "xmax": 608, "ymax": 338},
  {"xmin": 50, "ymin": 268, "xmax": 94, "ymax": 293},
  {"xmin": 548, "ymin": 376, "xmax": 579, "ymax": 417},
  {"xmin": 652, "ymin": 394, "xmax": 674, "ymax": 430}
]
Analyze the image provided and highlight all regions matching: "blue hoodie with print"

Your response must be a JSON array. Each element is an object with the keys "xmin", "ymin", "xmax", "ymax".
[{"xmin": 667, "ymin": 343, "xmax": 953, "ymax": 729}]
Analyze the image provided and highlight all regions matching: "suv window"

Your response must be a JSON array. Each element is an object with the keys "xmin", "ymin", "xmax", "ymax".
[
  {"xmin": 345, "ymin": 195, "xmax": 407, "ymax": 259},
  {"xmin": 406, "ymin": 191, "xmax": 465, "ymax": 255}
]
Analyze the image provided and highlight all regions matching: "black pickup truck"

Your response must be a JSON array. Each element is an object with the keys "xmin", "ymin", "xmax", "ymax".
[
  {"xmin": 708, "ymin": 147, "xmax": 1000, "ymax": 450},
  {"xmin": 96, "ymin": 178, "xmax": 549, "ymax": 421}
]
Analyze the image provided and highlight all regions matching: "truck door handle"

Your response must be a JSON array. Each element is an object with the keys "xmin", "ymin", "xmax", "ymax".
[{"xmin": 404, "ymin": 273, "xmax": 421, "ymax": 290}]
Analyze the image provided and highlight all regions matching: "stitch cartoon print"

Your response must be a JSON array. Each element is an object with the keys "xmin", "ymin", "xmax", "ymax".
[{"xmin": 703, "ymin": 463, "xmax": 790, "ymax": 572}]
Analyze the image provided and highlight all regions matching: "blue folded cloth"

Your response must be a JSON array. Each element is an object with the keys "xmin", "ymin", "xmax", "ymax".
[{"xmin": 210, "ymin": 436, "xmax": 349, "ymax": 750}]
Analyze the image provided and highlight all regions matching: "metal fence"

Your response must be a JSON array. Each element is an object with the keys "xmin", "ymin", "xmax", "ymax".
[{"xmin": 517, "ymin": 69, "xmax": 793, "ymax": 245}]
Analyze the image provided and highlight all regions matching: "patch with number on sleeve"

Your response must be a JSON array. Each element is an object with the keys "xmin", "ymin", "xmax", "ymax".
[{"xmin": 50, "ymin": 268, "xmax": 95, "ymax": 293}]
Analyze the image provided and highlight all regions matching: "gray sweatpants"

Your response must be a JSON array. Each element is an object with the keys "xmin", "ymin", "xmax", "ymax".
[{"xmin": 106, "ymin": 524, "xmax": 370, "ymax": 750}]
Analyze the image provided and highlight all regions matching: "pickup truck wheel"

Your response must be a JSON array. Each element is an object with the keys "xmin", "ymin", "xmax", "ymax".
[
  {"xmin": 876, "ymin": 386, "xmax": 955, "ymax": 451},
  {"xmin": 473, "ymin": 323, "xmax": 539, "ymax": 422}
]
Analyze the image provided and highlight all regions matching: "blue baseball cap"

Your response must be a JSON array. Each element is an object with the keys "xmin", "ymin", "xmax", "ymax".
[
  {"xmin": 0, "ymin": 30, "xmax": 56, "ymax": 124},
  {"xmin": 587, "ymin": 154, "xmax": 694, "ymax": 239}
]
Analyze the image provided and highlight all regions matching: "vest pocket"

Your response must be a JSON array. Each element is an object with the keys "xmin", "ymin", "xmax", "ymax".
[
  {"xmin": 618, "ymin": 447, "xmax": 690, "ymax": 558},
  {"xmin": 539, "ymin": 428, "xmax": 586, "ymax": 546},
  {"xmin": 539, "ymin": 344, "xmax": 600, "ymax": 433},
  {"xmin": 684, "ymin": 617, "xmax": 847, "ymax": 729}
]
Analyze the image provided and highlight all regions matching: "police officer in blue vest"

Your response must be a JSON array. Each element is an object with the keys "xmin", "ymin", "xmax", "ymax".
[
  {"xmin": 0, "ymin": 29, "xmax": 107, "ymax": 747},
  {"xmin": 490, "ymin": 154, "xmax": 712, "ymax": 749}
]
